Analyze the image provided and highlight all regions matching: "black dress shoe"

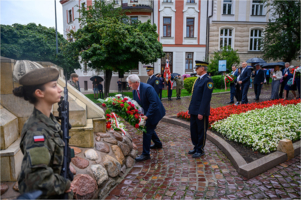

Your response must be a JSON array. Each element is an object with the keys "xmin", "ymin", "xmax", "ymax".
[
  {"xmin": 227, "ymin": 101, "xmax": 234, "ymax": 104},
  {"xmin": 188, "ymin": 149, "xmax": 196, "ymax": 154},
  {"xmin": 150, "ymin": 144, "xmax": 162, "ymax": 149},
  {"xmin": 192, "ymin": 151, "xmax": 205, "ymax": 158},
  {"xmin": 135, "ymin": 155, "xmax": 151, "ymax": 162}
]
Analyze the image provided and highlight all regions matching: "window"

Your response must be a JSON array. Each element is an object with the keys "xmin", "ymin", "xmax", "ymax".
[
  {"xmin": 163, "ymin": 0, "xmax": 172, "ymax": 2},
  {"xmin": 186, "ymin": 18, "xmax": 194, "ymax": 38},
  {"xmin": 187, "ymin": 0, "xmax": 195, "ymax": 3},
  {"xmin": 252, "ymin": 0, "xmax": 264, "ymax": 15},
  {"xmin": 114, "ymin": 0, "xmax": 119, "ymax": 4},
  {"xmin": 223, "ymin": 0, "xmax": 232, "ymax": 14},
  {"xmin": 220, "ymin": 28, "xmax": 233, "ymax": 49},
  {"xmin": 185, "ymin": 53, "xmax": 193, "ymax": 72},
  {"xmin": 68, "ymin": 10, "xmax": 72, "ymax": 23},
  {"xmin": 84, "ymin": 81, "xmax": 88, "ymax": 91},
  {"xmin": 130, "ymin": 0, "xmax": 138, "ymax": 2},
  {"xmin": 130, "ymin": 16, "xmax": 138, "ymax": 24},
  {"xmin": 163, "ymin": 17, "xmax": 171, "ymax": 37},
  {"xmin": 249, "ymin": 29, "xmax": 262, "ymax": 51}
]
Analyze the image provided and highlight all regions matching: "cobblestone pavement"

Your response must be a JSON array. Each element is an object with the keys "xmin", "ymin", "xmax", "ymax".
[{"xmin": 108, "ymin": 122, "xmax": 301, "ymax": 199}]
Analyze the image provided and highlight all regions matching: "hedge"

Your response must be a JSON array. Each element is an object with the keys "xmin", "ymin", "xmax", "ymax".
[{"xmin": 184, "ymin": 77, "xmax": 197, "ymax": 93}]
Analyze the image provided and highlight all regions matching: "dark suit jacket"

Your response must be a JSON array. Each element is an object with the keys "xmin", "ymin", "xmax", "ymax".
[
  {"xmin": 132, "ymin": 82, "xmax": 165, "ymax": 128},
  {"xmin": 240, "ymin": 67, "xmax": 252, "ymax": 85},
  {"xmin": 252, "ymin": 69, "xmax": 265, "ymax": 84},
  {"xmin": 188, "ymin": 75, "xmax": 213, "ymax": 116},
  {"xmin": 230, "ymin": 70, "xmax": 239, "ymax": 86}
]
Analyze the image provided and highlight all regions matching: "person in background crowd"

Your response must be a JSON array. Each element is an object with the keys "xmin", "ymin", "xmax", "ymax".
[
  {"xmin": 175, "ymin": 75, "xmax": 184, "ymax": 100},
  {"xmin": 208, "ymin": 72, "xmax": 212, "ymax": 77},
  {"xmin": 98, "ymin": 81, "xmax": 104, "ymax": 99},
  {"xmin": 295, "ymin": 66, "xmax": 301, "ymax": 99},
  {"xmin": 265, "ymin": 69, "xmax": 271, "ymax": 85},
  {"xmin": 249, "ymin": 76, "xmax": 253, "ymax": 88},
  {"xmin": 117, "ymin": 79, "xmax": 122, "ymax": 92},
  {"xmin": 238, "ymin": 62, "xmax": 252, "ymax": 104},
  {"xmin": 127, "ymin": 74, "xmax": 165, "ymax": 161},
  {"xmin": 279, "ymin": 62, "xmax": 290, "ymax": 98},
  {"xmin": 270, "ymin": 65, "xmax": 282, "ymax": 100},
  {"xmin": 13, "ymin": 68, "xmax": 74, "ymax": 199},
  {"xmin": 252, "ymin": 64, "xmax": 265, "ymax": 101},
  {"xmin": 164, "ymin": 67, "xmax": 173, "ymax": 101},
  {"xmin": 146, "ymin": 66, "xmax": 160, "ymax": 95},
  {"xmin": 234, "ymin": 67, "xmax": 243, "ymax": 105},
  {"xmin": 93, "ymin": 78, "xmax": 99, "ymax": 99},
  {"xmin": 69, "ymin": 73, "xmax": 80, "ymax": 91},
  {"xmin": 157, "ymin": 74, "xmax": 164, "ymax": 100},
  {"xmin": 283, "ymin": 66, "xmax": 297, "ymax": 100},
  {"xmin": 227, "ymin": 65, "xmax": 238, "ymax": 104},
  {"xmin": 188, "ymin": 61, "xmax": 213, "ymax": 158}
]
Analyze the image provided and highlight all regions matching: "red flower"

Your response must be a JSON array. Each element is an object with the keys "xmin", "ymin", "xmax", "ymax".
[
  {"xmin": 126, "ymin": 111, "xmax": 131, "ymax": 114},
  {"xmin": 124, "ymin": 97, "xmax": 128, "ymax": 101},
  {"xmin": 102, "ymin": 103, "xmax": 106, "ymax": 107},
  {"xmin": 135, "ymin": 124, "xmax": 139, "ymax": 128},
  {"xmin": 121, "ymin": 100, "xmax": 125, "ymax": 103},
  {"xmin": 120, "ymin": 104, "xmax": 124, "ymax": 107},
  {"xmin": 106, "ymin": 114, "xmax": 111, "ymax": 118},
  {"xmin": 117, "ymin": 96, "xmax": 120, "ymax": 99},
  {"xmin": 106, "ymin": 123, "xmax": 111, "ymax": 129},
  {"xmin": 112, "ymin": 102, "xmax": 116, "ymax": 106},
  {"xmin": 127, "ymin": 106, "xmax": 131, "ymax": 110},
  {"xmin": 134, "ymin": 114, "xmax": 139, "ymax": 119},
  {"xmin": 135, "ymin": 109, "xmax": 138, "ymax": 113}
]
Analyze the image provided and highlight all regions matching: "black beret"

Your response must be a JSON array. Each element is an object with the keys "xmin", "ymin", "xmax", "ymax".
[{"xmin": 19, "ymin": 68, "xmax": 59, "ymax": 86}]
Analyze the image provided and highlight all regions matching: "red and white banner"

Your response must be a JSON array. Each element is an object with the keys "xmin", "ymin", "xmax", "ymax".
[{"xmin": 111, "ymin": 112, "xmax": 126, "ymax": 135}]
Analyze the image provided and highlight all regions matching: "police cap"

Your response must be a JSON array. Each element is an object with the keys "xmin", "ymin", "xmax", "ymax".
[
  {"xmin": 194, "ymin": 60, "xmax": 209, "ymax": 69},
  {"xmin": 146, "ymin": 65, "xmax": 154, "ymax": 72},
  {"xmin": 19, "ymin": 68, "xmax": 59, "ymax": 86}
]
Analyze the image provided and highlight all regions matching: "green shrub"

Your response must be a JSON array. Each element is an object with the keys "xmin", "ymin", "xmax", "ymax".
[
  {"xmin": 211, "ymin": 75, "xmax": 229, "ymax": 89},
  {"xmin": 184, "ymin": 77, "xmax": 197, "ymax": 93}
]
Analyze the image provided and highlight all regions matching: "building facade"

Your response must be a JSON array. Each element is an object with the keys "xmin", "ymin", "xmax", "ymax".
[{"xmin": 60, "ymin": 0, "xmax": 208, "ymax": 92}]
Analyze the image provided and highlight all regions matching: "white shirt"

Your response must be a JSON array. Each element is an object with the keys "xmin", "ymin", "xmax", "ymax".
[
  {"xmin": 149, "ymin": 75, "xmax": 154, "ymax": 79},
  {"xmin": 198, "ymin": 73, "xmax": 207, "ymax": 80},
  {"xmin": 137, "ymin": 83, "xmax": 140, "ymax": 93},
  {"xmin": 272, "ymin": 71, "xmax": 282, "ymax": 81}
]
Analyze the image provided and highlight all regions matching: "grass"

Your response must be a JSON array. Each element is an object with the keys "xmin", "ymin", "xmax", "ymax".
[{"xmin": 85, "ymin": 88, "xmax": 230, "ymax": 103}]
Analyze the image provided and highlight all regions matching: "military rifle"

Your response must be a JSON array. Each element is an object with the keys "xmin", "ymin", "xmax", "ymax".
[{"xmin": 56, "ymin": 74, "xmax": 74, "ymax": 199}]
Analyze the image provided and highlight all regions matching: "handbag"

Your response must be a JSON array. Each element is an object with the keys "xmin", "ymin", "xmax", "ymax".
[{"xmin": 287, "ymin": 78, "xmax": 293, "ymax": 86}]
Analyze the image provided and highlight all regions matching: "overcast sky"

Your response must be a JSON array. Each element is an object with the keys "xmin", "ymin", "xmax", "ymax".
[{"xmin": 1, "ymin": 0, "xmax": 64, "ymax": 34}]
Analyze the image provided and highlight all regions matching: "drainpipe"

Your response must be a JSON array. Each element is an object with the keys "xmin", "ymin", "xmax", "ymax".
[
  {"xmin": 205, "ymin": 0, "xmax": 213, "ymax": 61},
  {"xmin": 152, "ymin": 0, "xmax": 155, "ymax": 74}
]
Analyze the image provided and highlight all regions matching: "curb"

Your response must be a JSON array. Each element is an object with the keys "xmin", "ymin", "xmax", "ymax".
[{"xmin": 161, "ymin": 116, "xmax": 301, "ymax": 179}]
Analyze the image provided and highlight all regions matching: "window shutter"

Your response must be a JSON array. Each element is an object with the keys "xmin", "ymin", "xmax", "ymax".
[
  {"xmin": 72, "ymin": 7, "xmax": 74, "ymax": 21},
  {"xmin": 66, "ymin": 10, "xmax": 68, "ymax": 23}
]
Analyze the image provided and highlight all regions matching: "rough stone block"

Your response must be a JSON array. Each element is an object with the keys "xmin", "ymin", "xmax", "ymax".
[
  {"xmin": 0, "ymin": 58, "xmax": 14, "ymax": 95},
  {"xmin": 93, "ymin": 118, "xmax": 106, "ymax": 133},
  {"xmin": 69, "ymin": 119, "xmax": 94, "ymax": 148},
  {"xmin": 277, "ymin": 139, "xmax": 294, "ymax": 160},
  {"xmin": 0, "ymin": 107, "xmax": 19, "ymax": 149}
]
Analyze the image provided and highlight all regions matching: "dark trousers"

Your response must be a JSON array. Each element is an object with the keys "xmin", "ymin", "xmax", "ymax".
[
  {"xmin": 99, "ymin": 91, "xmax": 104, "ymax": 99},
  {"xmin": 158, "ymin": 89, "xmax": 163, "ymax": 100},
  {"xmin": 142, "ymin": 127, "xmax": 162, "ymax": 156},
  {"xmin": 266, "ymin": 75, "xmax": 270, "ymax": 85},
  {"xmin": 167, "ymin": 82, "xmax": 172, "ymax": 98},
  {"xmin": 118, "ymin": 85, "xmax": 121, "ymax": 92},
  {"xmin": 279, "ymin": 78, "xmax": 289, "ymax": 98},
  {"xmin": 230, "ymin": 84, "xmax": 236, "ymax": 102},
  {"xmin": 296, "ymin": 78, "xmax": 301, "ymax": 98},
  {"xmin": 254, "ymin": 83, "xmax": 262, "ymax": 100},
  {"xmin": 235, "ymin": 83, "xmax": 242, "ymax": 101},
  {"xmin": 190, "ymin": 114, "xmax": 208, "ymax": 153},
  {"xmin": 241, "ymin": 82, "xmax": 250, "ymax": 104}
]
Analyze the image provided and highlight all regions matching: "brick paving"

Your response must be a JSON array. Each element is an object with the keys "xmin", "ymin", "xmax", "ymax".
[
  {"xmin": 107, "ymin": 122, "xmax": 301, "ymax": 199},
  {"xmin": 108, "ymin": 85, "xmax": 301, "ymax": 199}
]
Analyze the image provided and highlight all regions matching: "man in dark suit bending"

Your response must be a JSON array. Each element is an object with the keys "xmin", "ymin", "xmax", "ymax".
[
  {"xmin": 252, "ymin": 64, "xmax": 265, "ymax": 101},
  {"xmin": 238, "ymin": 62, "xmax": 252, "ymax": 104},
  {"xmin": 127, "ymin": 74, "xmax": 165, "ymax": 162}
]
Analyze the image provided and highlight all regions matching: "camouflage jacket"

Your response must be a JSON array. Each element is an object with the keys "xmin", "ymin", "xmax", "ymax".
[
  {"xmin": 18, "ymin": 108, "xmax": 71, "ymax": 199},
  {"xmin": 69, "ymin": 80, "xmax": 80, "ymax": 91},
  {"xmin": 175, "ymin": 78, "xmax": 184, "ymax": 89}
]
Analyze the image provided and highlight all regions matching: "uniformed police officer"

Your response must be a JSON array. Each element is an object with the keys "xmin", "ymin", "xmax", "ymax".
[
  {"xmin": 146, "ymin": 66, "xmax": 160, "ymax": 95},
  {"xmin": 188, "ymin": 61, "xmax": 213, "ymax": 158},
  {"xmin": 13, "ymin": 68, "xmax": 74, "ymax": 199},
  {"xmin": 69, "ymin": 73, "xmax": 80, "ymax": 91}
]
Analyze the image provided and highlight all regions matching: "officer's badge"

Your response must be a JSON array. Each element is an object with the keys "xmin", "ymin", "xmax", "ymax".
[
  {"xmin": 207, "ymin": 82, "xmax": 213, "ymax": 89},
  {"xmin": 155, "ymin": 80, "xmax": 159, "ymax": 85}
]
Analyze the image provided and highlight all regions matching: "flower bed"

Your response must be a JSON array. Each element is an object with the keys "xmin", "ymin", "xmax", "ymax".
[
  {"xmin": 211, "ymin": 103, "xmax": 301, "ymax": 153},
  {"xmin": 177, "ymin": 99, "xmax": 301, "ymax": 127}
]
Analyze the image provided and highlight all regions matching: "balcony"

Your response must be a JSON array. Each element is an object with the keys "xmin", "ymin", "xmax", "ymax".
[{"xmin": 121, "ymin": 0, "xmax": 153, "ymax": 12}]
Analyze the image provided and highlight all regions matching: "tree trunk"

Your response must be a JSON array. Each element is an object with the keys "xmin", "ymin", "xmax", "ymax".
[{"xmin": 104, "ymin": 69, "xmax": 112, "ymax": 98}]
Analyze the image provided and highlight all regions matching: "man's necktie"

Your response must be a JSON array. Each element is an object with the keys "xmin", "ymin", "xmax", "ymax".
[{"xmin": 137, "ymin": 90, "xmax": 141, "ymax": 100}]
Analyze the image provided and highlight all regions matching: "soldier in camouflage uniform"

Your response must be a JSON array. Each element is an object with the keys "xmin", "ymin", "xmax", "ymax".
[
  {"xmin": 13, "ymin": 68, "xmax": 73, "ymax": 199},
  {"xmin": 69, "ymin": 73, "xmax": 80, "ymax": 91}
]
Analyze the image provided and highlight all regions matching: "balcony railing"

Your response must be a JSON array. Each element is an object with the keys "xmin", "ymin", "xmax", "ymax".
[{"xmin": 121, "ymin": 0, "xmax": 152, "ymax": 9}]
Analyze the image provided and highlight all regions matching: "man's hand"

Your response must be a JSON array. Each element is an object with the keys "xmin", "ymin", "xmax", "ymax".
[
  {"xmin": 238, "ymin": 81, "xmax": 242, "ymax": 84},
  {"xmin": 198, "ymin": 114, "xmax": 203, "ymax": 120},
  {"xmin": 65, "ymin": 182, "xmax": 74, "ymax": 193},
  {"xmin": 141, "ymin": 116, "xmax": 148, "ymax": 121}
]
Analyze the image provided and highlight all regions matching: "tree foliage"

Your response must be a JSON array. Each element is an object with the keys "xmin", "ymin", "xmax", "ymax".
[
  {"xmin": 1, "ymin": 23, "xmax": 80, "ymax": 73},
  {"xmin": 208, "ymin": 46, "xmax": 240, "ymax": 74},
  {"xmin": 65, "ymin": 0, "xmax": 165, "ymax": 97},
  {"xmin": 262, "ymin": 0, "xmax": 300, "ymax": 62}
]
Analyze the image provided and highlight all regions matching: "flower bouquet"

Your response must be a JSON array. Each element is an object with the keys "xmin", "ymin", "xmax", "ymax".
[
  {"xmin": 295, "ymin": 66, "xmax": 301, "ymax": 77},
  {"xmin": 98, "ymin": 95, "xmax": 146, "ymax": 132},
  {"xmin": 105, "ymin": 112, "xmax": 127, "ymax": 135},
  {"xmin": 224, "ymin": 74, "xmax": 236, "ymax": 90}
]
